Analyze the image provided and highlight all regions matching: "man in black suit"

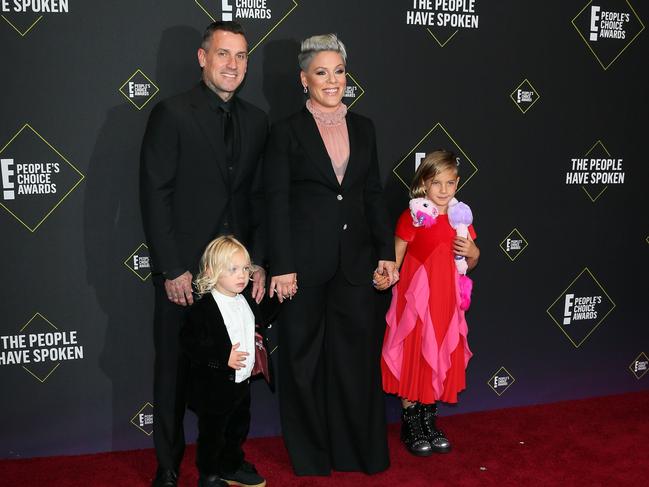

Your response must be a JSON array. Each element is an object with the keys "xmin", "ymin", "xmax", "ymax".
[{"xmin": 140, "ymin": 21, "xmax": 268, "ymax": 487}]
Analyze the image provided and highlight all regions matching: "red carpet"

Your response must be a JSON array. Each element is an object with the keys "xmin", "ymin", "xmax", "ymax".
[{"xmin": 2, "ymin": 391, "xmax": 647, "ymax": 486}]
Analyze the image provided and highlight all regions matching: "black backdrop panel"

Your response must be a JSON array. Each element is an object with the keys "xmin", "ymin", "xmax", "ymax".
[{"xmin": 1, "ymin": 0, "xmax": 647, "ymax": 458}]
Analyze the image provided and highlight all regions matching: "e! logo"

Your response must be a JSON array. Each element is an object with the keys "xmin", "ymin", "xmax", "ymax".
[
  {"xmin": 590, "ymin": 5, "xmax": 601, "ymax": 41},
  {"xmin": 222, "ymin": 0, "xmax": 233, "ymax": 21},
  {"xmin": 1, "ymin": 158, "xmax": 15, "ymax": 200},
  {"xmin": 415, "ymin": 152, "xmax": 426, "ymax": 171},
  {"xmin": 563, "ymin": 293, "xmax": 575, "ymax": 325}
]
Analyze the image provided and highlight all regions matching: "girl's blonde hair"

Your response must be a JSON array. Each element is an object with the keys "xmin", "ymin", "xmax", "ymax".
[
  {"xmin": 409, "ymin": 150, "xmax": 459, "ymax": 198},
  {"xmin": 194, "ymin": 235, "xmax": 251, "ymax": 295}
]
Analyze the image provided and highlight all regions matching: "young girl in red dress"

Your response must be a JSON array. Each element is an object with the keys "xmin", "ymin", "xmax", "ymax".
[{"xmin": 376, "ymin": 150, "xmax": 480, "ymax": 456}]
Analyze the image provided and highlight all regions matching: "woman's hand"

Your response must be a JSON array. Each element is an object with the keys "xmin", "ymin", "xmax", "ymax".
[
  {"xmin": 372, "ymin": 269, "xmax": 391, "ymax": 291},
  {"xmin": 377, "ymin": 260, "xmax": 399, "ymax": 286},
  {"xmin": 269, "ymin": 273, "xmax": 298, "ymax": 303}
]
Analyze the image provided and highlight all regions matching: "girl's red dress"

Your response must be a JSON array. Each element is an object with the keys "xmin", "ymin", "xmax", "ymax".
[{"xmin": 381, "ymin": 209, "xmax": 476, "ymax": 404}]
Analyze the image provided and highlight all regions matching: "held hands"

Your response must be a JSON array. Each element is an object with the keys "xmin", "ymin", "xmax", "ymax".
[
  {"xmin": 269, "ymin": 273, "xmax": 298, "ymax": 303},
  {"xmin": 228, "ymin": 342, "xmax": 249, "ymax": 370},
  {"xmin": 372, "ymin": 269, "xmax": 391, "ymax": 291},
  {"xmin": 373, "ymin": 260, "xmax": 399, "ymax": 291},
  {"xmin": 250, "ymin": 265, "xmax": 266, "ymax": 304},
  {"xmin": 453, "ymin": 236, "xmax": 479, "ymax": 260},
  {"xmin": 165, "ymin": 271, "xmax": 194, "ymax": 306}
]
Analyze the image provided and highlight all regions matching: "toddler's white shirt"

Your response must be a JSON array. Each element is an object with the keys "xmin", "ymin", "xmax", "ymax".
[{"xmin": 210, "ymin": 290, "xmax": 256, "ymax": 383}]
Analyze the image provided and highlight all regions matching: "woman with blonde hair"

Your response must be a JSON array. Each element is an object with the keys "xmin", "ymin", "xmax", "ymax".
[{"xmin": 264, "ymin": 34, "xmax": 397, "ymax": 475}]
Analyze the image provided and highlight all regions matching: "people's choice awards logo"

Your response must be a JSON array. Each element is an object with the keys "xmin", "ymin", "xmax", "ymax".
[
  {"xmin": 393, "ymin": 122, "xmax": 478, "ymax": 193},
  {"xmin": 405, "ymin": 0, "xmax": 480, "ymax": 47},
  {"xmin": 130, "ymin": 402, "xmax": 154, "ymax": 436},
  {"xmin": 0, "ymin": 312, "xmax": 85, "ymax": 383},
  {"xmin": 1, "ymin": 0, "xmax": 70, "ymax": 36},
  {"xmin": 510, "ymin": 79, "xmax": 540, "ymax": 114},
  {"xmin": 629, "ymin": 352, "xmax": 648, "ymax": 380},
  {"xmin": 195, "ymin": 0, "xmax": 299, "ymax": 53},
  {"xmin": 343, "ymin": 72, "xmax": 365, "ymax": 109},
  {"xmin": 488, "ymin": 367, "xmax": 515, "ymax": 396},
  {"xmin": 124, "ymin": 243, "xmax": 152, "ymax": 282},
  {"xmin": 572, "ymin": 0, "xmax": 644, "ymax": 70},
  {"xmin": 546, "ymin": 268, "xmax": 615, "ymax": 348},
  {"xmin": 499, "ymin": 229, "xmax": 528, "ymax": 262},
  {"xmin": 119, "ymin": 70, "xmax": 160, "ymax": 111},
  {"xmin": 0, "ymin": 124, "xmax": 84, "ymax": 232},
  {"xmin": 566, "ymin": 140, "xmax": 626, "ymax": 202}
]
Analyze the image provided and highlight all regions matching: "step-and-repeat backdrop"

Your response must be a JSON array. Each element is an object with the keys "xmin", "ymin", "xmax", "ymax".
[{"xmin": 1, "ymin": 0, "xmax": 647, "ymax": 459}]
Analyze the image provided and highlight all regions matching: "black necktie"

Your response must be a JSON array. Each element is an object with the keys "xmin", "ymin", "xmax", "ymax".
[{"xmin": 221, "ymin": 106, "xmax": 233, "ymax": 163}]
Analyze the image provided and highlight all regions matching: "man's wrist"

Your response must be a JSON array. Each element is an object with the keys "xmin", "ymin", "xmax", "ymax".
[{"xmin": 163, "ymin": 268, "xmax": 187, "ymax": 281}]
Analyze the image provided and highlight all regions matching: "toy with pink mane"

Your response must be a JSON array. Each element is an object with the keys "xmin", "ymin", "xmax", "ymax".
[
  {"xmin": 409, "ymin": 197, "xmax": 439, "ymax": 228},
  {"xmin": 448, "ymin": 198, "xmax": 474, "ymax": 310}
]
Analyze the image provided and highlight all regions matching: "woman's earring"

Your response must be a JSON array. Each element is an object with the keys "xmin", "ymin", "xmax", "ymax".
[{"xmin": 303, "ymin": 85, "xmax": 308, "ymax": 94}]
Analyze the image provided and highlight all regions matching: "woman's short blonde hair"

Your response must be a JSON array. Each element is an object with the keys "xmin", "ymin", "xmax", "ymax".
[
  {"xmin": 298, "ymin": 33, "xmax": 347, "ymax": 71},
  {"xmin": 194, "ymin": 235, "xmax": 251, "ymax": 295},
  {"xmin": 409, "ymin": 150, "xmax": 459, "ymax": 198}
]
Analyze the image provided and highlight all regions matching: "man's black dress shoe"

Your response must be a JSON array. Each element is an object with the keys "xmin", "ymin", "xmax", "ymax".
[{"xmin": 152, "ymin": 468, "xmax": 178, "ymax": 487}]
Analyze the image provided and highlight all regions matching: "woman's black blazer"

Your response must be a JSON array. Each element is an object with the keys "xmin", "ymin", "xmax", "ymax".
[{"xmin": 263, "ymin": 106, "xmax": 395, "ymax": 286}]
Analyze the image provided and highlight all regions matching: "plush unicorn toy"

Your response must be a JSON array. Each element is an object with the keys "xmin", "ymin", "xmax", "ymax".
[
  {"xmin": 409, "ymin": 197, "xmax": 439, "ymax": 227},
  {"xmin": 448, "ymin": 198, "xmax": 473, "ymax": 310}
]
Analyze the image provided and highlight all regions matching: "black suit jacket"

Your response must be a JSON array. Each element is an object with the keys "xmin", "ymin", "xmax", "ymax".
[
  {"xmin": 180, "ymin": 292, "xmax": 279, "ymax": 413},
  {"xmin": 263, "ymin": 107, "xmax": 395, "ymax": 286},
  {"xmin": 140, "ymin": 83, "xmax": 268, "ymax": 280}
]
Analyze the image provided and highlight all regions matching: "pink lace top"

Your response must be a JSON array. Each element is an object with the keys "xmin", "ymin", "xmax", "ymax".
[{"xmin": 306, "ymin": 99, "xmax": 350, "ymax": 184}]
